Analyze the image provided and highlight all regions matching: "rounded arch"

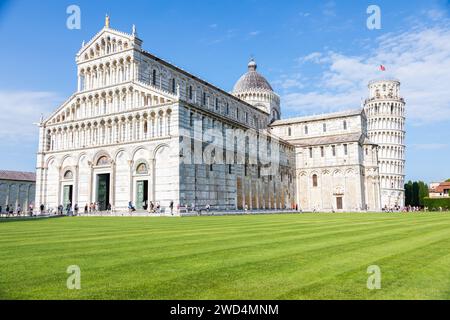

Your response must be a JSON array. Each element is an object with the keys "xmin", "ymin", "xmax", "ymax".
[
  {"xmin": 113, "ymin": 148, "xmax": 130, "ymax": 162},
  {"xmin": 45, "ymin": 155, "xmax": 57, "ymax": 169},
  {"xmin": 298, "ymin": 171, "xmax": 307, "ymax": 177},
  {"xmin": 59, "ymin": 154, "xmax": 76, "ymax": 168},
  {"xmin": 131, "ymin": 146, "xmax": 151, "ymax": 160},
  {"xmin": 152, "ymin": 143, "xmax": 170, "ymax": 160},
  {"xmin": 92, "ymin": 150, "xmax": 112, "ymax": 166},
  {"xmin": 134, "ymin": 159, "xmax": 150, "ymax": 175},
  {"xmin": 63, "ymin": 169, "xmax": 74, "ymax": 180}
]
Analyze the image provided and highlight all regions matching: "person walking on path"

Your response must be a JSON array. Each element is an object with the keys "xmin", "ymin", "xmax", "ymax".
[
  {"xmin": 66, "ymin": 203, "xmax": 72, "ymax": 216},
  {"xmin": 169, "ymin": 201, "xmax": 174, "ymax": 215},
  {"xmin": 128, "ymin": 201, "xmax": 136, "ymax": 215}
]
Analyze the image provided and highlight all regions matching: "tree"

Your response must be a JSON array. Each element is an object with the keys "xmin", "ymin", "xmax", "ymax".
[
  {"xmin": 412, "ymin": 182, "xmax": 420, "ymax": 207},
  {"xmin": 446, "ymin": 179, "xmax": 450, "ymax": 182},
  {"xmin": 418, "ymin": 181, "xmax": 429, "ymax": 206},
  {"xmin": 405, "ymin": 181, "xmax": 413, "ymax": 206}
]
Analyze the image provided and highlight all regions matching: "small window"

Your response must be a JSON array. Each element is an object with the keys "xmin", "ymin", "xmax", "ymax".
[
  {"xmin": 228, "ymin": 164, "xmax": 232, "ymax": 174},
  {"xmin": 305, "ymin": 125, "xmax": 308, "ymax": 135},
  {"xmin": 288, "ymin": 127, "xmax": 292, "ymax": 136},
  {"xmin": 189, "ymin": 86, "xmax": 193, "ymax": 100},
  {"xmin": 244, "ymin": 164, "xmax": 248, "ymax": 176},
  {"xmin": 152, "ymin": 70, "xmax": 156, "ymax": 86},
  {"xmin": 320, "ymin": 146, "xmax": 324, "ymax": 157},
  {"xmin": 215, "ymin": 98, "xmax": 219, "ymax": 110},
  {"xmin": 312, "ymin": 174, "xmax": 318, "ymax": 187},
  {"xmin": 210, "ymin": 164, "xmax": 213, "ymax": 172},
  {"xmin": 344, "ymin": 144, "xmax": 348, "ymax": 155},
  {"xmin": 226, "ymin": 103, "xmax": 229, "ymax": 115},
  {"xmin": 190, "ymin": 112, "xmax": 194, "ymax": 127},
  {"xmin": 332, "ymin": 145, "xmax": 336, "ymax": 157},
  {"xmin": 309, "ymin": 147, "xmax": 313, "ymax": 158},
  {"xmin": 97, "ymin": 156, "xmax": 109, "ymax": 166},
  {"xmin": 171, "ymin": 78, "xmax": 176, "ymax": 93},
  {"xmin": 136, "ymin": 163, "xmax": 148, "ymax": 174},
  {"xmin": 323, "ymin": 123, "xmax": 327, "ymax": 132},
  {"xmin": 203, "ymin": 92, "xmax": 207, "ymax": 106},
  {"xmin": 64, "ymin": 170, "xmax": 73, "ymax": 179},
  {"xmin": 343, "ymin": 120, "xmax": 347, "ymax": 130}
]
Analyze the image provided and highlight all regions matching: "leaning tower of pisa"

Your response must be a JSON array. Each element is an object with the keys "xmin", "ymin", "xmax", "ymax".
[{"xmin": 364, "ymin": 79, "xmax": 406, "ymax": 208}]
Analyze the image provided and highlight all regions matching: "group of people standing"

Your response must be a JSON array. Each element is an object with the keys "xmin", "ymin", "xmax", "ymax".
[
  {"xmin": 129, "ymin": 200, "xmax": 174, "ymax": 214},
  {"xmin": 0, "ymin": 204, "xmax": 34, "ymax": 217}
]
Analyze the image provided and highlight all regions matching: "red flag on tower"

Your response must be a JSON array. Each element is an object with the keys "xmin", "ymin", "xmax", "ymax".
[{"xmin": 380, "ymin": 64, "xmax": 386, "ymax": 71}]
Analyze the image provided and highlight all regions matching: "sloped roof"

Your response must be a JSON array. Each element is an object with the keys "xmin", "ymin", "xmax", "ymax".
[
  {"xmin": 271, "ymin": 109, "xmax": 363, "ymax": 126},
  {"xmin": 0, "ymin": 170, "xmax": 36, "ymax": 182},
  {"xmin": 430, "ymin": 182, "xmax": 450, "ymax": 193},
  {"xmin": 287, "ymin": 132, "xmax": 364, "ymax": 147}
]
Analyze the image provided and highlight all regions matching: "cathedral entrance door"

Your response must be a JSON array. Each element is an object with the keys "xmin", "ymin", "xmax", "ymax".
[
  {"xmin": 336, "ymin": 197, "xmax": 343, "ymax": 210},
  {"xmin": 96, "ymin": 174, "xmax": 110, "ymax": 211},
  {"xmin": 136, "ymin": 180, "xmax": 148, "ymax": 210},
  {"xmin": 63, "ymin": 185, "xmax": 73, "ymax": 208}
]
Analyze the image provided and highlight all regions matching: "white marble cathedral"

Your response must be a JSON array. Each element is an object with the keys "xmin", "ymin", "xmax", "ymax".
[{"xmin": 35, "ymin": 18, "xmax": 405, "ymax": 214}]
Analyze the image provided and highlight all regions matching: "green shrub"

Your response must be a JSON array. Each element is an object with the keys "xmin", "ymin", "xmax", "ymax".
[{"xmin": 423, "ymin": 197, "xmax": 450, "ymax": 210}]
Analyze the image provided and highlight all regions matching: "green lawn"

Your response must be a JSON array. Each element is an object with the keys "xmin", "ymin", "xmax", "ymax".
[{"xmin": 1, "ymin": 213, "xmax": 450, "ymax": 300}]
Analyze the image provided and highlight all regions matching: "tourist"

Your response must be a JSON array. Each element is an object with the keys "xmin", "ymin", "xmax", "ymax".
[
  {"xmin": 84, "ymin": 204, "xmax": 88, "ymax": 214},
  {"xmin": 40, "ymin": 204, "xmax": 45, "ymax": 215},
  {"xmin": 170, "ymin": 201, "xmax": 174, "ymax": 215},
  {"xmin": 66, "ymin": 203, "xmax": 72, "ymax": 216},
  {"xmin": 150, "ymin": 201, "xmax": 154, "ymax": 213},
  {"xmin": 0, "ymin": 205, "xmax": 2, "ymax": 216},
  {"xmin": 74, "ymin": 204, "xmax": 79, "ymax": 216},
  {"xmin": 128, "ymin": 201, "xmax": 136, "ymax": 214},
  {"xmin": 107, "ymin": 203, "xmax": 112, "ymax": 214},
  {"xmin": 17, "ymin": 204, "xmax": 22, "ymax": 216},
  {"xmin": 206, "ymin": 203, "xmax": 210, "ymax": 213}
]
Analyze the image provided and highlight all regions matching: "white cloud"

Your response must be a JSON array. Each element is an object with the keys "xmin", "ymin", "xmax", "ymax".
[
  {"xmin": 278, "ymin": 25, "xmax": 450, "ymax": 124},
  {"xmin": 322, "ymin": 1, "xmax": 336, "ymax": 17},
  {"xmin": 424, "ymin": 9, "xmax": 445, "ymax": 21},
  {"xmin": 0, "ymin": 91, "xmax": 60, "ymax": 142},
  {"xmin": 249, "ymin": 31, "xmax": 261, "ymax": 37},
  {"xmin": 411, "ymin": 143, "xmax": 449, "ymax": 150},
  {"xmin": 298, "ymin": 52, "xmax": 329, "ymax": 64}
]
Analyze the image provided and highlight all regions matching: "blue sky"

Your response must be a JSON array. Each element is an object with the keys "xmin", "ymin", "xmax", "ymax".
[{"xmin": 0, "ymin": 0, "xmax": 449, "ymax": 183}]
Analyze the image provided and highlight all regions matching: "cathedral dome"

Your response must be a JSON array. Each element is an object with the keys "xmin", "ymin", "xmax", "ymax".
[{"xmin": 232, "ymin": 59, "xmax": 273, "ymax": 93}]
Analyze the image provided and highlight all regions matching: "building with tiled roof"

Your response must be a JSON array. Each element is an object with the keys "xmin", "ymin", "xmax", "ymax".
[{"xmin": 0, "ymin": 170, "xmax": 36, "ymax": 213}]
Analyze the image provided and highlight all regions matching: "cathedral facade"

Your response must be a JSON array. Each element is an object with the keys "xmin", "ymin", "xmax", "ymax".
[{"xmin": 35, "ymin": 20, "xmax": 405, "ymax": 214}]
